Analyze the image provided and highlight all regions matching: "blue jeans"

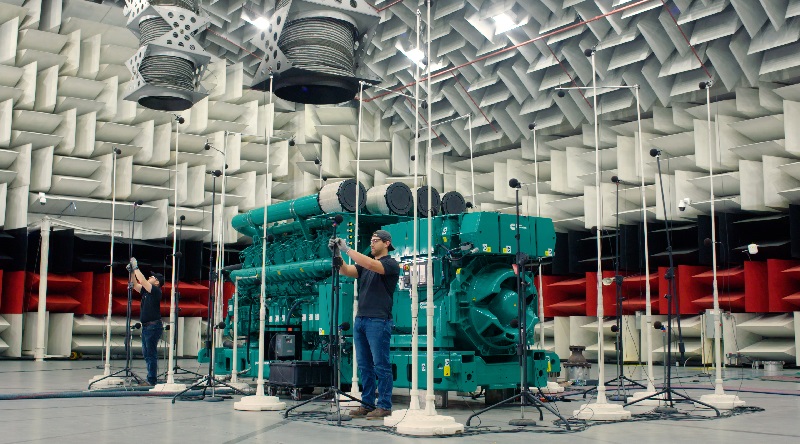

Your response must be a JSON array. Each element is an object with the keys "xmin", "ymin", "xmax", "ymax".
[
  {"xmin": 354, "ymin": 316, "xmax": 393, "ymax": 410},
  {"xmin": 141, "ymin": 321, "xmax": 163, "ymax": 385}
]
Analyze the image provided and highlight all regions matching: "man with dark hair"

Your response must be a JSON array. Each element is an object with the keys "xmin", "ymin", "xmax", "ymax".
[
  {"xmin": 330, "ymin": 230, "xmax": 400, "ymax": 419},
  {"xmin": 128, "ymin": 257, "xmax": 164, "ymax": 386}
]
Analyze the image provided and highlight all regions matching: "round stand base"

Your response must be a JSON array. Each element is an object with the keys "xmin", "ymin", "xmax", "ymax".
[
  {"xmin": 325, "ymin": 413, "xmax": 352, "ymax": 421},
  {"xmin": 627, "ymin": 390, "xmax": 665, "ymax": 406},
  {"xmin": 508, "ymin": 418, "xmax": 537, "ymax": 426},
  {"xmin": 628, "ymin": 391, "xmax": 664, "ymax": 405},
  {"xmin": 654, "ymin": 405, "xmax": 679, "ymax": 414},
  {"xmin": 88, "ymin": 375, "xmax": 125, "ymax": 390},
  {"xmin": 696, "ymin": 393, "xmax": 745, "ymax": 410},
  {"xmin": 234, "ymin": 395, "xmax": 286, "ymax": 411},
  {"xmin": 573, "ymin": 402, "xmax": 632, "ymax": 421},
  {"xmin": 539, "ymin": 382, "xmax": 565, "ymax": 394},
  {"xmin": 387, "ymin": 410, "xmax": 464, "ymax": 436},
  {"xmin": 204, "ymin": 396, "xmax": 225, "ymax": 402},
  {"xmin": 150, "ymin": 382, "xmax": 187, "ymax": 393}
]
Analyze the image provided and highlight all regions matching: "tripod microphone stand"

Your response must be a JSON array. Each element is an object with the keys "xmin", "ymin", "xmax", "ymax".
[
  {"xmin": 159, "ymin": 215, "xmax": 203, "ymax": 382},
  {"xmin": 172, "ymin": 169, "xmax": 246, "ymax": 402},
  {"xmin": 466, "ymin": 179, "xmax": 571, "ymax": 429},
  {"xmin": 584, "ymin": 176, "xmax": 647, "ymax": 401},
  {"xmin": 284, "ymin": 215, "xmax": 368, "ymax": 425},
  {"xmin": 89, "ymin": 147, "xmax": 125, "ymax": 389},
  {"xmin": 95, "ymin": 200, "xmax": 147, "ymax": 387},
  {"xmin": 624, "ymin": 149, "xmax": 720, "ymax": 416}
]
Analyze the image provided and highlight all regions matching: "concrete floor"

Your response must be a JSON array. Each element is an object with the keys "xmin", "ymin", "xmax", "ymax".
[{"xmin": 0, "ymin": 358, "xmax": 798, "ymax": 444}]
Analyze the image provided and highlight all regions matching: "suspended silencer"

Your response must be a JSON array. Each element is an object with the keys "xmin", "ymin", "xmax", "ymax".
[
  {"xmin": 410, "ymin": 186, "xmax": 441, "ymax": 218},
  {"xmin": 440, "ymin": 191, "xmax": 466, "ymax": 215},
  {"xmin": 366, "ymin": 182, "xmax": 413, "ymax": 215}
]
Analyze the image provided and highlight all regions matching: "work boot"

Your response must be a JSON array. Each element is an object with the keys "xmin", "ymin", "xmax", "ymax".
[
  {"xmin": 366, "ymin": 408, "xmax": 392, "ymax": 420},
  {"xmin": 349, "ymin": 406, "xmax": 372, "ymax": 417}
]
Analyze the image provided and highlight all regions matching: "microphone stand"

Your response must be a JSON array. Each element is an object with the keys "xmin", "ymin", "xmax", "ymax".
[
  {"xmin": 624, "ymin": 150, "xmax": 720, "ymax": 415},
  {"xmin": 162, "ymin": 216, "xmax": 203, "ymax": 381},
  {"xmin": 89, "ymin": 147, "xmax": 126, "ymax": 389},
  {"xmin": 466, "ymin": 180, "xmax": 572, "ymax": 430},
  {"xmin": 594, "ymin": 178, "xmax": 646, "ymax": 400},
  {"xmin": 172, "ymin": 171, "xmax": 246, "ymax": 402},
  {"xmin": 284, "ymin": 217, "xmax": 368, "ymax": 425}
]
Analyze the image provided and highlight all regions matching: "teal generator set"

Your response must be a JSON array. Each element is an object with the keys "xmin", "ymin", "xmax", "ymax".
[{"xmin": 205, "ymin": 179, "xmax": 561, "ymax": 402}]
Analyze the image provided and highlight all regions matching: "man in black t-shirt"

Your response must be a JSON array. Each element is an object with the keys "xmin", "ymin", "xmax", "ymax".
[
  {"xmin": 330, "ymin": 230, "xmax": 400, "ymax": 420},
  {"xmin": 129, "ymin": 257, "xmax": 164, "ymax": 386}
]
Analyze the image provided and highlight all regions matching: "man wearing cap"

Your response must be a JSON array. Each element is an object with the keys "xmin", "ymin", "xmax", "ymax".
[
  {"xmin": 330, "ymin": 230, "xmax": 400, "ymax": 419},
  {"xmin": 128, "ymin": 257, "xmax": 164, "ymax": 386}
]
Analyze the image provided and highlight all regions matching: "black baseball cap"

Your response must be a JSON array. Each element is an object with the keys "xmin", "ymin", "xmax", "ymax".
[
  {"xmin": 151, "ymin": 272, "xmax": 165, "ymax": 286},
  {"xmin": 373, "ymin": 230, "xmax": 395, "ymax": 251}
]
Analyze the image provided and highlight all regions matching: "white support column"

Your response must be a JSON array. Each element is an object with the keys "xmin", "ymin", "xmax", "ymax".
[{"xmin": 34, "ymin": 217, "xmax": 50, "ymax": 362}]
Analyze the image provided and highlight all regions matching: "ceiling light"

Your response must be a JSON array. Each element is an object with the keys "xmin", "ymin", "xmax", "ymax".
[
  {"xmin": 492, "ymin": 12, "xmax": 526, "ymax": 34},
  {"xmin": 243, "ymin": 12, "xmax": 270, "ymax": 30},
  {"xmin": 395, "ymin": 42, "xmax": 447, "ymax": 72}
]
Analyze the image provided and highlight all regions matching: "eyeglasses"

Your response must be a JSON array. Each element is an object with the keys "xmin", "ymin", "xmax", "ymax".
[{"xmin": 370, "ymin": 239, "xmax": 383, "ymax": 244}]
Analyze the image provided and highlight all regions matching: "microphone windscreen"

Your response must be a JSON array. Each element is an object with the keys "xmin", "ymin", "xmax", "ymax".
[
  {"xmin": 509, "ymin": 178, "xmax": 520, "ymax": 188},
  {"xmin": 649, "ymin": 148, "xmax": 660, "ymax": 158},
  {"xmin": 611, "ymin": 325, "xmax": 619, "ymax": 333},
  {"xmin": 267, "ymin": 234, "xmax": 275, "ymax": 242},
  {"xmin": 654, "ymin": 321, "xmax": 663, "ymax": 330},
  {"xmin": 703, "ymin": 238, "xmax": 712, "ymax": 247},
  {"xmin": 135, "ymin": 200, "xmax": 144, "ymax": 206},
  {"xmin": 340, "ymin": 322, "xmax": 351, "ymax": 331},
  {"xmin": 584, "ymin": 48, "xmax": 594, "ymax": 57},
  {"xmin": 611, "ymin": 175, "xmax": 619, "ymax": 183},
  {"xmin": 590, "ymin": 226, "xmax": 598, "ymax": 236},
  {"xmin": 179, "ymin": 215, "xmax": 186, "ymax": 221},
  {"xmin": 334, "ymin": 214, "xmax": 344, "ymax": 224},
  {"xmin": 509, "ymin": 319, "xmax": 519, "ymax": 328}
]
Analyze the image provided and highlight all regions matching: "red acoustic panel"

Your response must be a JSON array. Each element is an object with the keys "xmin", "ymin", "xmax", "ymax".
[
  {"xmin": 544, "ymin": 276, "xmax": 587, "ymax": 316},
  {"xmin": 620, "ymin": 273, "xmax": 660, "ymax": 314},
  {"xmin": 585, "ymin": 270, "xmax": 618, "ymax": 317},
  {"xmin": 0, "ymin": 271, "xmax": 26, "ymax": 314},
  {"xmin": 25, "ymin": 272, "xmax": 91, "ymax": 313},
  {"xmin": 744, "ymin": 261, "xmax": 769, "ymax": 313},
  {"xmin": 658, "ymin": 265, "xmax": 708, "ymax": 316},
  {"xmin": 691, "ymin": 267, "xmax": 746, "ymax": 312},
  {"xmin": 160, "ymin": 281, "xmax": 211, "ymax": 317},
  {"xmin": 767, "ymin": 259, "xmax": 800, "ymax": 312},
  {"xmin": 91, "ymin": 272, "xmax": 114, "ymax": 316}
]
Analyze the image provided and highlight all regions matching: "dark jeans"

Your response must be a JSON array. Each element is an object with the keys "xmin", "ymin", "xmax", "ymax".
[
  {"xmin": 141, "ymin": 320, "xmax": 163, "ymax": 385},
  {"xmin": 354, "ymin": 316, "xmax": 393, "ymax": 410}
]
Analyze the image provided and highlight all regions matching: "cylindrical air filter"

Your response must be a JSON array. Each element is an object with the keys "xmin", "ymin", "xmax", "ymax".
[
  {"xmin": 410, "ymin": 186, "xmax": 441, "ymax": 218},
  {"xmin": 440, "ymin": 191, "xmax": 466, "ymax": 215},
  {"xmin": 318, "ymin": 179, "xmax": 367, "ymax": 213},
  {"xmin": 366, "ymin": 182, "xmax": 413, "ymax": 215}
]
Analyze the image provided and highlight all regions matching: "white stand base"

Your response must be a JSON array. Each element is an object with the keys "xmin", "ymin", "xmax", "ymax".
[
  {"xmin": 538, "ymin": 382, "xmax": 565, "ymax": 394},
  {"xmin": 234, "ymin": 394, "xmax": 286, "ymax": 411},
  {"xmin": 88, "ymin": 375, "xmax": 125, "ymax": 390},
  {"xmin": 627, "ymin": 390, "xmax": 665, "ymax": 406},
  {"xmin": 150, "ymin": 382, "xmax": 187, "ymax": 393},
  {"xmin": 696, "ymin": 393, "xmax": 745, "ymax": 410},
  {"xmin": 386, "ymin": 410, "xmax": 464, "ymax": 436},
  {"xmin": 573, "ymin": 402, "xmax": 632, "ymax": 421}
]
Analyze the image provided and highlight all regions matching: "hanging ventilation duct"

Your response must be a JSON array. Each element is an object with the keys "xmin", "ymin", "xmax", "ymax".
[
  {"xmin": 250, "ymin": 0, "xmax": 381, "ymax": 104},
  {"xmin": 122, "ymin": 0, "xmax": 212, "ymax": 111}
]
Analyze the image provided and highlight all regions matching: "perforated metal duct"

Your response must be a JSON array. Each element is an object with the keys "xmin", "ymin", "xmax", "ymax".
[{"xmin": 123, "ymin": 0, "xmax": 211, "ymax": 111}]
